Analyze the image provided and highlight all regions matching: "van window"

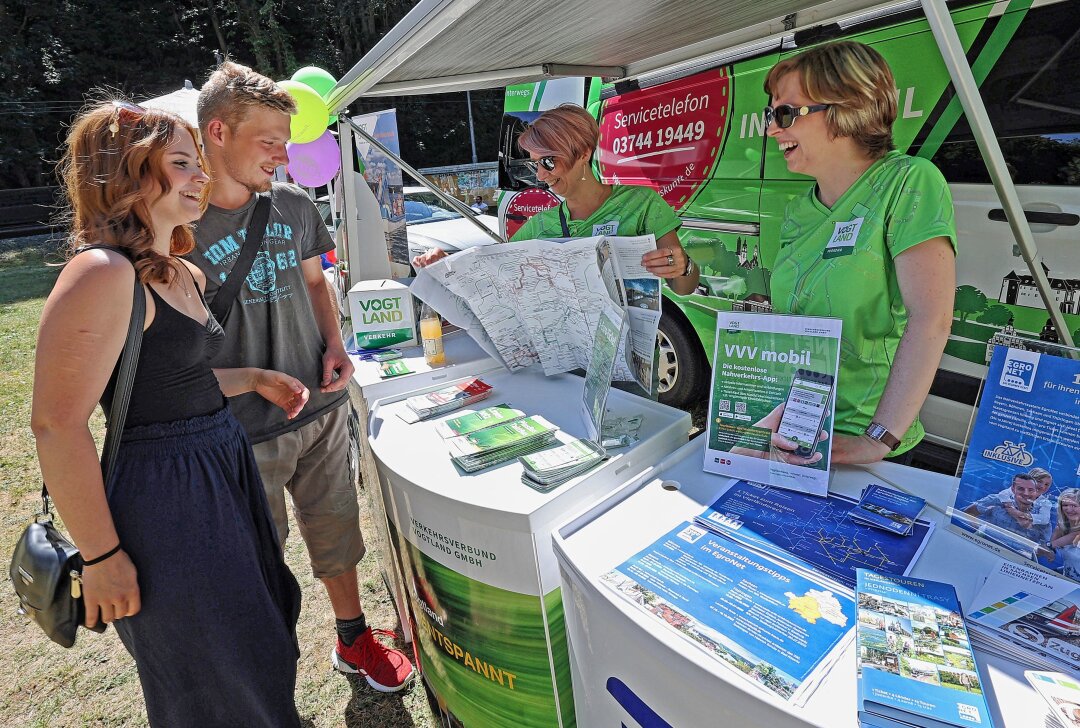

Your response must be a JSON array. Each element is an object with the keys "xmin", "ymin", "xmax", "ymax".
[{"xmin": 920, "ymin": 2, "xmax": 1080, "ymax": 186}]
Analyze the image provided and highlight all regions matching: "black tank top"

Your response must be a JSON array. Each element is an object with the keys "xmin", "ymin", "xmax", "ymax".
[{"xmin": 101, "ymin": 271, "xmax": 226, "ymax": 428}]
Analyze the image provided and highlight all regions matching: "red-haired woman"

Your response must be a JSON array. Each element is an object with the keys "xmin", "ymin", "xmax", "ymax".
[{"xmin": 31, "ymin": 100, "xmax": 305, "ymax": 726}]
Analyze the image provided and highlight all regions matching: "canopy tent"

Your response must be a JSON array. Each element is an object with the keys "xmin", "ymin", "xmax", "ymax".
[
  {"xmin": 326, "ymin": 0, "xmax": 897, "ymax": 107},
  {"xmin": 141, "ymin": 80, "xmax": 200, "ymax": 128}
]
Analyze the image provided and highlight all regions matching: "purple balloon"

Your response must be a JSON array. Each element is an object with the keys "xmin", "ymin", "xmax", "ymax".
[{"xmin": 286, "ymin": 131, "xmax": 341, "ymax": 187}]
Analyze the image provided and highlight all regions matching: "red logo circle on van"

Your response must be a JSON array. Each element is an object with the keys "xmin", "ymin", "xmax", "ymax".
[
  {"xmin": 502, "ymin": 188, "xmax": 561, "ymax": 239},
  {"xmin": 597, "ymin": 68, "xmax": 731, "ymax": 211}
]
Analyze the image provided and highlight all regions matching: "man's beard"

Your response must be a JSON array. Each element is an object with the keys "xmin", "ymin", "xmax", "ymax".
[{"xmin": 221, "ymin": 149, "xmax": 272, "ymax": 193}]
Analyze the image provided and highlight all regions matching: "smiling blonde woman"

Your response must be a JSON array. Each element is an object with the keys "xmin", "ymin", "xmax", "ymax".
[{"xmin": 764, "ymin": 41, "xmax": 957, "ymax": 465}]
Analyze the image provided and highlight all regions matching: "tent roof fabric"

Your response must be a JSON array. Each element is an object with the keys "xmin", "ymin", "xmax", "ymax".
[{"xmin": 327, "ymin": 0, "xmax": 904, "ymax": 109}]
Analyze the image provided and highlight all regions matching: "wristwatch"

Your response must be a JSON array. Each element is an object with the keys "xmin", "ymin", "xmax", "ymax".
[
  {"xmin": 864, "ymin": 421, "xmax": 900, "ymax": 451},
  {"xmin": 682, "ymin": 257, "xmax": 696, "ymax": 277}
]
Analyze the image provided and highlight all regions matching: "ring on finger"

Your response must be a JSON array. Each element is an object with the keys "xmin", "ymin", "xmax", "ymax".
[{"xmin": 666, "ymin": 254, "xmax": 675, "ymax": 266}]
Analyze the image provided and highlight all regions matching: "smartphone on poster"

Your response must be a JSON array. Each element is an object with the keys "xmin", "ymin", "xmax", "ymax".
[{"xmin": 776, "ymin": 369, "xmax": 834, "ymax": 458}]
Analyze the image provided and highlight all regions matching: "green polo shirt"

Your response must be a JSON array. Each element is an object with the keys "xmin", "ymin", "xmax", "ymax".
[
  {"xmin": 771, "ymin": 151, "xmax": 957, "ymax": 453},
  {"xmin": 510, "ymin": 184, "xmax": 680, "ymax": 242}
]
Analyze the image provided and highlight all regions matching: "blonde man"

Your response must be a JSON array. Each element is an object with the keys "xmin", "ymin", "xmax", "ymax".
[{"xmin": 192, "ymin": 61, "xmax": 413, "ymax": 692}]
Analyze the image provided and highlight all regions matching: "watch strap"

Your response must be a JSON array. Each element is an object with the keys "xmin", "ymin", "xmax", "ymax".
[{"xmin": 864, "ymin": 421, "xmax": 900, "ymax": 451}]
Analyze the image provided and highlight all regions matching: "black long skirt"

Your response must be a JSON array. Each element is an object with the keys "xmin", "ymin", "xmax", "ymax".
[{"xmin": 106, "ymin": 407, "xmax": 302, "ymax": 728}]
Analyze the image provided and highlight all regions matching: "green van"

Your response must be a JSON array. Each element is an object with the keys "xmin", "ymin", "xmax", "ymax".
[{"xmin": 497, "ymin": 0, "xmax": 1080, "ymax": 460}]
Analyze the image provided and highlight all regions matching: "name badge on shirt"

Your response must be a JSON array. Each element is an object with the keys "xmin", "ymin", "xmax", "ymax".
[
  {"xmin": 823, "ymin": 217, "xmax": 863, "ymax": 259},
  {"xmin": 593, "ymin": 221, "xmax": 620, "ymax": 236}
]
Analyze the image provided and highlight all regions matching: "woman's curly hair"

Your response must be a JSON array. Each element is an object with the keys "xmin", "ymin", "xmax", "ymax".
[{"xmin": 58, "ymin": 99, "xmax": 209, "ymax": 284}]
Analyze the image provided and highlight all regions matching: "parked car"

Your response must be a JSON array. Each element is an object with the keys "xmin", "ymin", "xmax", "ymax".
[{"xmin": 403, "ymin": 186, "xmax": 500, "ymax": 264}]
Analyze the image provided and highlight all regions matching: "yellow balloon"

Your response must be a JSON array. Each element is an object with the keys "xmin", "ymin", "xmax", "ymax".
[{"xmin": 278, "ymin": 80, "xmax": 329, "ymax": 144}]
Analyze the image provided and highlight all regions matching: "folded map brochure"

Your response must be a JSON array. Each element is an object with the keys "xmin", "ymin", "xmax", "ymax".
[
  {"xmin": 434, "ymin": 404, "xmax": 525, "ymax": 439},
  {"xmin": 403, "ymin": 378, "xmax": 492, "ymax": 421},
  {"xmin": 965, "ymin": 559, "xmax": 1080, "ymax": 674},
  {"xmin": 602, "ymin": 521, "xmax": 855, "ymax": 706},
  {"xmin": 856, "ymin": 570, "xmax": 994, "ymax": 728},
  {"xmin": 378, "ymin": 359, "xmax": 412, "ymax": 378},
  {"xmin": 520, "ymin": 438, "xmax": 608, "ymax": 491},
  {"xmin": 446, "ymin": 416, "xmax": 558, "ymax": 473},
  {"xmin": 694, "ymin": 480, "xmax": 934, "ymax": 591},
  {"xmin": 1024, "ymin": 671, "xmax": 1080, "ymax": 728},
  {"xmin": 851, "ymin": 484, "xmax": 927, "ymax": 536},
  {"xmin": 411, "ymin": 234, "xmax": 662, "ymax": 394}
]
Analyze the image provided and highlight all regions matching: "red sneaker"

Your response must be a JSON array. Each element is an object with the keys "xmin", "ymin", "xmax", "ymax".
[{"xmin": 332, "ymin": 627, "xmax": 415, "ymax": 692}]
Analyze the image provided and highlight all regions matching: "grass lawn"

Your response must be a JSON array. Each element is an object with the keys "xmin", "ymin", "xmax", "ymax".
[{"xmin": 0, "ymin": 239, "xmax": 438, "ymax": 727}]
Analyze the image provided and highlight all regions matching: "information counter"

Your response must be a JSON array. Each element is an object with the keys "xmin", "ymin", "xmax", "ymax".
[
  {"xmin": 348, "ymin": 329, "xmax": 497, "ymax": 642},
  {"xmin": 367, "ymin": 369, "xmax": 691, "ymax": 728},
  {"xmin": 552, "ymin": 439, "xmax": 1048, "ymax": 727}
]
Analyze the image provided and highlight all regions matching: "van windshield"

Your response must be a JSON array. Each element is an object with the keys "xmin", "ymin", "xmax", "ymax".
[{"xmin": 405, "ymin": 192, "xmax": 463, "ymax": 225}]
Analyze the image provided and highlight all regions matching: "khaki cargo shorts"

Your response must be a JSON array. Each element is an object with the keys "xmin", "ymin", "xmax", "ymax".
[{"xmin": 252, "ymin": 403, "xmax": 365, "ymax": 579}]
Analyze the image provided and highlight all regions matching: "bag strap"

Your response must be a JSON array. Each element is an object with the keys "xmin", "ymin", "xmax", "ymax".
[
  {"xmin": 558, "ymin": 203, "xmax": 571, "ymax": 238},
  {"xmin": 209, "ymin": 193, "xmax": 271, "ymax": 323},
  {"xmin": 40, "ymin": 245, "xmax": 145, "ymax": 516}
]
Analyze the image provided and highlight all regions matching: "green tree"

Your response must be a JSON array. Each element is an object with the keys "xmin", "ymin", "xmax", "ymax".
[
  {"xmin": 977, "ymin": 304, "xmax": 1012, "ymax": 326},
  {"xmin": 954, "ymin": 285, "xmax": 987, "ymax": 323}
]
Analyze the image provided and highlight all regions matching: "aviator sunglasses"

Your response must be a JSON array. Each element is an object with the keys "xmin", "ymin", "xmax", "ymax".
[
  {"xmin": 523, "ymin": 156, "xmax": 557, "ymax": 173},
  {"xmin": 763, "ymin": 103, "xmax": 830, "ymax": 129}
]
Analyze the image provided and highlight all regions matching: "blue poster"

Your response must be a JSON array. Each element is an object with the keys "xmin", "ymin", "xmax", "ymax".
[
  {"xmin": 352, "ymin": 109, "xmax": 407, "ymax": 262},
  {"xmin": 602, "ymin": 522, "xmax": 855, "ymax": 704},
  {"xmin": 951, "ymin": 346, "xmax": 1080, "ymax": 582},
  {"xmin": 694, "ymin": 480, "xmax": 934, "ymax": 590}
]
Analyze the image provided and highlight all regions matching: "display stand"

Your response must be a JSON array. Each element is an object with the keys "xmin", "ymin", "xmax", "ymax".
[
  {"xmin": 553, "ymin": 439, "xmax": 1048, "ymax": 727},
  {"xmin": 349, "ymin": 329, "xmax": 497, "ymax": 642},
  {"xmin": 367, "ymin": 369, "xmax": 691, "ymax": 728}
]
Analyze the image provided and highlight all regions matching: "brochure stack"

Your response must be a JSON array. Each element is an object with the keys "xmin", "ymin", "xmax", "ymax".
[
  {"xmin": 856, "ymin": 570, "xmax": 994, "ymax": 728},
  {"xmin": 519, "ymin": 439, "xmax": 608, "ymax": 491},
  {"xmin": 445, "ymin": 415, "xmax": 558, "ymax": 472},
  {"xmin": 402, "ymin": 377, "xmax": 493, "ymax": 421},
  {"xmin": 851, "ymin": 485, "xmax": 926, "ymax": 536},
  {"xmin": 965, "ymin": 560, "xmax": 1080, "ymax": 674},
  {"xmin": 601, "ymin": 521, "xmax": 856, "ymax": 706},
  {"xmin": 434, "ymin": 404, "xmax": 525, "ymax": 438}
]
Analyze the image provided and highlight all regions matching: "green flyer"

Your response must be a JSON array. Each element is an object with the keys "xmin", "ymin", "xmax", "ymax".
[{"xmin": 704, "ymin": 312, "xmax": 841, "ymax": 496}]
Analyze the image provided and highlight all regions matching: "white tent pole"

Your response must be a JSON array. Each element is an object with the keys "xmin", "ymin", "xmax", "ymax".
[
  {"xmin": 336, "ymin": 118, "xmax": 356, "ymax": 289},
  {"xmin": 921, "ymin": 0, "xmax": 1073, "ymax": 347}
]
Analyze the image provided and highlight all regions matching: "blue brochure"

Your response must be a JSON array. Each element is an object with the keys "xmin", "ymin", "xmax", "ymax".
[
  {"xmin": 602, "ymin": 522, "xmax": 855, "ymax": 705},
  {"xmin": 851, "ymin": 484, "xmax": 926, "ymax": 535},
  {"xmin": 695, "ymin": 480, "xmax": 934, "ymax": 590},
  {"xmin": 857, "ymin": 570, "xmax": 994, "ymax": 728}
]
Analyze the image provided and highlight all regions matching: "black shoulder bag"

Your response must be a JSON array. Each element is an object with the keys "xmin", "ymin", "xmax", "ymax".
[
  {"xmin": 209, "ymin": 194, "xmax": 271, "ymax": 324},
  {"xmin": 9, "ymin": 246, "xmax": 146, "ymax": 648}
]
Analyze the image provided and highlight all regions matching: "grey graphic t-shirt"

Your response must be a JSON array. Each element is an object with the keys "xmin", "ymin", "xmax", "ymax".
[{"xmin": 190, "ymin": 182, "xmax": 345, "ymax": 443}]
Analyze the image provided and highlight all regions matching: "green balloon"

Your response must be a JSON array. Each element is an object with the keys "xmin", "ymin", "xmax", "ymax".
[
  {"xmin": 291, "ymin": 66, "xmax": 336, "ymax": 98},
  {"xmin": 278, "ymin": 80, "xmax": 329, "ymax": 144}
]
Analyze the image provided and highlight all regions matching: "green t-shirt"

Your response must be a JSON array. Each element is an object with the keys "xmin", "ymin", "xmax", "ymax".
[
  {"xmin": 771, "ymin": 151, "xmax": 957, "ymax": 453},
  {"xmin": 510, "ymin": 184, "xmax": 680, "ymax": 242}
]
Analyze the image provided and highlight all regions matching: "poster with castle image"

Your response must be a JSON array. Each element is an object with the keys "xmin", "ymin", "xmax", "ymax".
[{"xmin": 950, "ymin": 343, "xmax": 1080, "ymax": 583}]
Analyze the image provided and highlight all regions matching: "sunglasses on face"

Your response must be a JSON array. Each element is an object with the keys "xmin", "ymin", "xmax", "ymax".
[
  {"xmin": 523, "ymin": 156, "xmax": 557, "ymax": 173},
  {"xmin": 763, "ymin": 103, "xmax": 830, "ymax": 129},
  {"xmin": 109, "ymin": 100, "xmax": 147, "ymax": 138}
]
